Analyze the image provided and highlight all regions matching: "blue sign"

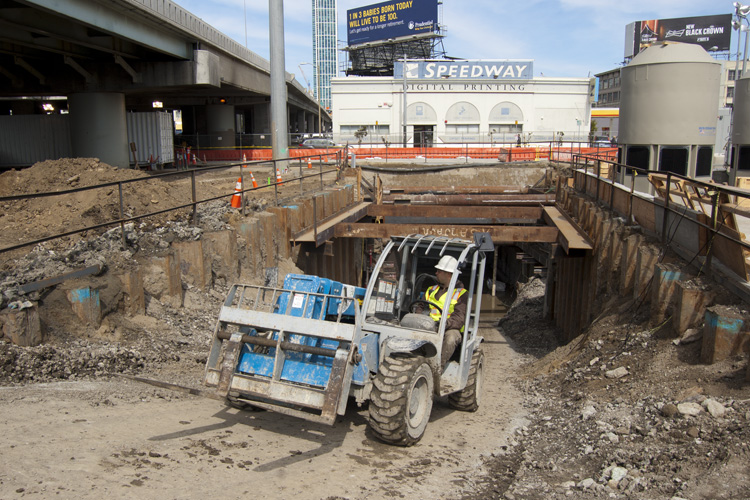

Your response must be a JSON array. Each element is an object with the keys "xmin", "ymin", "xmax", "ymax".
[
  {"xmin": 347, "ymin": 0, "xmax": 438, "ymax": 46},
  {"xmin": 394, "ymin": 60, "xmax": 534, "ymax": 80}
]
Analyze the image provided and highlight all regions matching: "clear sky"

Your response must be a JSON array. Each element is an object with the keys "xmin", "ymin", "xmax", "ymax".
[{"xmin": 174, "ymin": 0, "xmax": 734, "ymax": 81}]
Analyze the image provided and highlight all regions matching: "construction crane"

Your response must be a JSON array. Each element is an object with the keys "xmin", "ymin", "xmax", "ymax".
[{"xmin": 297, "ymin": 64, "xmax": 313, "ymax": 95}]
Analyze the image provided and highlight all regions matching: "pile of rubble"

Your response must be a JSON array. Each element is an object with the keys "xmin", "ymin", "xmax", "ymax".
[{"xmin": 465, "ymin": 275, "xmax": 750, "ymax": 500}]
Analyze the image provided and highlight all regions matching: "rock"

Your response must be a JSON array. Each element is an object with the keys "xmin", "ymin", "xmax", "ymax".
[
  {"xmin": 605, "ymin": 366, "xmax": 629, "ymax": 379},
  {"xmin": 687, "ymin": 426, "xmax": 700, "ymax": 438},
  {"xmin": 605, "ymin": 432, "xmax": 619, "ymax": 444},
  {"xmin": 677, "ymin": 402, "xmax": 703, "ymax": 416},
  {"xmin": 677, "ymin": 328, "xmax": 702, "ymax": 345},
  {"xmin": 578, "ymin": 478, "xmax": 595, "ymax": 489},
  {"xmin": 662, "ymin": 403, "xmax": 679, "ymax": 418},
  {"xmin": 581, "ymin": 404, "xmax": 597, "ymax": 420},
  {"xmin": 703, "ymin": 399, "xmax": 727, "ymax": 418},
  {"xmin": 611, "ymin": 466, "xmax": 628, "ymax": 482},
  {"xmin": 561, "ymin": 481, "xmax": 576, "ymax": 489}
]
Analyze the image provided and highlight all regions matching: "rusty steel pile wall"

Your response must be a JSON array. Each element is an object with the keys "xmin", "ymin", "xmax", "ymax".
[{"xmin": 551, "ymin": 186, "xmax": 750, "ymax": 366}]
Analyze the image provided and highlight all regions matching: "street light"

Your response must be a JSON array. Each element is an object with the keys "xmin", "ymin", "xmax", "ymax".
[
  {"xmin": 300, "ymin": 62, "xmax": 322, "ymax": 134},
  {"xmin": 734, "ymin": 3, "xmax": 750, "ymax": 77}
]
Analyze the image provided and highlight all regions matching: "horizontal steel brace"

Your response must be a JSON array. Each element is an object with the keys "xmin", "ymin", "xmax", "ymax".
[{"xmin": 334, "ymin": 223, "xmax": 559, "ymax": 244}]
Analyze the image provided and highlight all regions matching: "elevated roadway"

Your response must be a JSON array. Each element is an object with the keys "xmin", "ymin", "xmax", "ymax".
[{"xmin": 0, "ymin": 0, "xmax": 325, "ymax": 166}]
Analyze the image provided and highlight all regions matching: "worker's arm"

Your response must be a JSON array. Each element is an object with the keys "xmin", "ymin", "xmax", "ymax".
[{"xmin": 445, "ymin": 292, "xmax": 467, "ymax": 331}]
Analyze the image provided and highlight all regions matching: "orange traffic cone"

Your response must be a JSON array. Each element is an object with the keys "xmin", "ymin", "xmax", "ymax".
[
  {"xmin": 307, "ymin": 159, "xmax": 312, "ymax": 169},
  {"xmin": 276, "ymin": 168, "xmax": 283, "ymax": 185},
  {"xmin": 249, "ymin": 171, "xmax": 258, "ymax": 188},
  {"xmin": 242, "ymin": 153, "xmax": 247, "ymax": 168},
  {"xmin": 231, "ymin": 178, "xmax": 242, "ymax": 208}
]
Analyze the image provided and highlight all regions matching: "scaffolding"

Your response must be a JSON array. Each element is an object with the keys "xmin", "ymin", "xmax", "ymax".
[{"xmin": 343, "ymin": 34, "xmax": 447, "ymax": 77}]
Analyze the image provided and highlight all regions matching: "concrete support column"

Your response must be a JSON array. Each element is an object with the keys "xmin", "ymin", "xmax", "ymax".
[
  {"xmin": 253, "ymin": 102, "xmax": 270, "ymax": 143},
  {"xmin": 206, "ymin": 104, "xmax": 236, "ymax": 149},
  {"xmin": 68, "ymin": 92, "xmax": 129, "ymax": 168},
  {"xmin": 296, "ymin": 111, "xmax": 306, "ymax": 136}
]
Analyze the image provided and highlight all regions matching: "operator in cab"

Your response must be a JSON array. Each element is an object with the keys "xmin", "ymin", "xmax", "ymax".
[{"xmin": 416, "ymin": 255, "xmax": 467, "ymax": 369}]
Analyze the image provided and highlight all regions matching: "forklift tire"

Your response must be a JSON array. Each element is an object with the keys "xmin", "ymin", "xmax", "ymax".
[
  {"xmin": 368, "ymin": 355, "xmax": 434, "ymax": 446},
  {"xmin": 448, "ymin": 348, "xmax": 484, "ymax": 412}
]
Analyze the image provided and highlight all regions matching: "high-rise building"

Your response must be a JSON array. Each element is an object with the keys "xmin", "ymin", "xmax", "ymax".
[{"xmin": 312, "ymin": 0, "xmax": 337, "ymax": 114}]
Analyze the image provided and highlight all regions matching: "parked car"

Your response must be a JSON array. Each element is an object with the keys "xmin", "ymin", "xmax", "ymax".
[{"xmin": 300, "ymin": 138, "xmax": 341, "ymax": 149}]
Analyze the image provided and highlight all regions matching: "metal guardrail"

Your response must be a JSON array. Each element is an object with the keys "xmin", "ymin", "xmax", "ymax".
[
  {"xmin": 568, "ymin": 153, "xmax": 750, "ymax": 279},
  {"xmin": 0, "ymin": 151, "xmax": 344, "ymax": 254}
]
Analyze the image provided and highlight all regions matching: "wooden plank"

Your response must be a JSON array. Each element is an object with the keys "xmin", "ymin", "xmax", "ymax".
[
  {"xmin": 334, "ymin": 223, "xmax": 558, "ymax": 243},
  {"xmin": 293, "ymin": 202, "xmax": 370, "ymax": 245},
  {"xmin": 542, "ymin": 206, "xmax": 594, "ymax": 253}
]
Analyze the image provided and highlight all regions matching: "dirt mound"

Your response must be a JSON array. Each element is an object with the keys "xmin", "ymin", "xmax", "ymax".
[{"xmin": 0, "ymin": 158, "xmax": 197, "ymax": 256}]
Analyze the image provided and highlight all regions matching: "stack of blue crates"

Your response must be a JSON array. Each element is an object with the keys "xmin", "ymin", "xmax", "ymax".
[{"xmin": 236, "ymin": 275, "xmax": 364, "ymax": 388}]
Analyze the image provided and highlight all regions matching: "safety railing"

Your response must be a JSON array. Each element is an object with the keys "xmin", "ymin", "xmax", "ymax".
[
  {"xmin": 0, "ymin": 151, "xmax": 345, "ymax": 255},
  {"xmin": 565, "ymin": 153, "xmax": 750, "ymax": 282}
]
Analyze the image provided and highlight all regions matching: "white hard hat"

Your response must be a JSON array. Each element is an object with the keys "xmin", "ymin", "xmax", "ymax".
[{"xmin": 435, "ymin": 255, "xmax": 459, "ymax": 273}]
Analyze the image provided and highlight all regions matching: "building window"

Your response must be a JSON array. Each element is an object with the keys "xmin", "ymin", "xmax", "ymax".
[
  {"xmin": 738, "ymin": 146, "xmax": 750, "ymax": 170},
  {"xmin": 446, "ymin": 124, "xmax": 479, "ymax": 134},
  {"xmin": 490, "ymin": 124, "xmax": 523, "ymax": 133},
  {"xmin": 340, "ymin": 125, "xmax": 390, "ymax": 142},
  {"xmin": 728, "ymin": 87, "xmax": 735, "ymax": 99},
  {"xmin": 624, "ymin": 145, "xmax": 650, "ymax": 175},
  {"xmin": 659, "ymin": 147, "xmax": 688, "ymax": 176},
  {"xmin": 696, "ymin": 146, "xmax": 713, "ymax": 177},
  {"xmin": 729, "ymin": 69, "xmax": 737, "ymax": 81}
]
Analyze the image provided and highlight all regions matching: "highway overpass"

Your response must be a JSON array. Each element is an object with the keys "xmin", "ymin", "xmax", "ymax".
[{"xmin": 0, "ymin": 0, "xmax": 327, "ymax": 167}]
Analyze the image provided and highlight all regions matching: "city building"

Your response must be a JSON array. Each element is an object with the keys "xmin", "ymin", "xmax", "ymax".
[
  {"xmin": 312, "ymin": 0, "xmax": 338, "ymax": 112},
  {"xmin": 594, "ymin": 68, "xmax": 622, "ymax": 108},
  {"xmin": 722, "ymin": 59, "xmax": 743, "ymax": 107},
  {"xmin": 331, "ymin": 60, "xmax": 593, "ymax": 147}
]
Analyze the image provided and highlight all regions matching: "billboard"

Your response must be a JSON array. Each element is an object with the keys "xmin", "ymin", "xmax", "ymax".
[
  {"xmin": 347, "ymin": 0, "xmax": 438, "ymax": 46},
  {"xmin": 625, "ymin": 14, "xmax": 732, "ymax": 58},
  {"xmin": 394, "ymin": 60, "xmax": 533, "ymax": 80}
]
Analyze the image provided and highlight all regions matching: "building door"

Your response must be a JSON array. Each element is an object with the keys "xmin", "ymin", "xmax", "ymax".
[{"xmin": 414, "ymin": 125, "xmax": 433, "ymax": 148}]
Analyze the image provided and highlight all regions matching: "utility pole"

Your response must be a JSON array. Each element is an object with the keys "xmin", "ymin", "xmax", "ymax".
[
  {"xmin": 269, "ymin": 0, "xmax": 289, "ymax": 169},
  {"xmin": 402, "ymin": 55, "xmax": 407, "ymax": 147}
]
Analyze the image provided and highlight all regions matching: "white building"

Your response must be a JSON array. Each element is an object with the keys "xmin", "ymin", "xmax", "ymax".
[{"xmin": 331, "ymin": 60, "xmax": 594, "ymax": 147}]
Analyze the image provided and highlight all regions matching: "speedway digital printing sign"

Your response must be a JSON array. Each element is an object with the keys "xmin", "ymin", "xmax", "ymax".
[
  {"xmin": 394, "ymin": 60, "xmax": 534, "ymax": 80},
  {"xmin": 346, "ymin": 0, "xmax": 438, "ymax": 46},
  {"xmin": 625, "ymin": 14, "xmax": 732, "ymax": 58}
]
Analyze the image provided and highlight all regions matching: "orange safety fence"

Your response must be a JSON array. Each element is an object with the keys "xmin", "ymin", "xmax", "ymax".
[
  {"xmin": 192, "ymin": 148, "xmax": 341, "ymax": 163},
  {"xmin": 187, "ymin": 146, "xmax": 618, "ymax": 164}
]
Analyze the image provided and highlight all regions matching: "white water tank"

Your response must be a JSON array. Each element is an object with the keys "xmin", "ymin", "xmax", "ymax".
[
  {"xmin": 618, "ymin": 42, "xmax": 721, "ymax": 184},
  {"xmin": 730, "ymin": 73, "xmax": 750, "ymax": 185}
]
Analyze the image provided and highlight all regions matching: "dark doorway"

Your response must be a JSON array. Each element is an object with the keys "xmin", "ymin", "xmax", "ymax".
[{"xmin": 414, "ymin": 126, "xmax": 434, "ymax": 148}]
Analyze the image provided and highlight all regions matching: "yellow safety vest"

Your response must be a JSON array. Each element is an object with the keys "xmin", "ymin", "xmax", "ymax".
[{"xmin": 425, "ymin": 285, "xmax": 467, "ymax": 331}]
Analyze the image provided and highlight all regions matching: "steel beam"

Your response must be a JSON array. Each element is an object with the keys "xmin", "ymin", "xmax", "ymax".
[
  {"xmin": 367, "ymin": 205, "xmax": 544, "ymax": 223},
  {"xmin": 382, "ymin": 193, "xmax": 555, "ymax": 205},
  {"xmin": 334, "ymin": 223, "xmax": 559, "ymax": 244},
  {"xmin": 543, "ymin": 206, "xmax": 594, "ymax": 253},
  {"xmin": 384, "ymin": 186, "xmax": 531, "ymax": 194}
]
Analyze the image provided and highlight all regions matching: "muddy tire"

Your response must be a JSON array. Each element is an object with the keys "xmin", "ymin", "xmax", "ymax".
[
  {"xmin": 448, "ymin": 347, "xmax": 484, "ymax": 412},
  {"xmin": 368, "ymin": 355, "xmax": 434, "ymax": 446}
]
